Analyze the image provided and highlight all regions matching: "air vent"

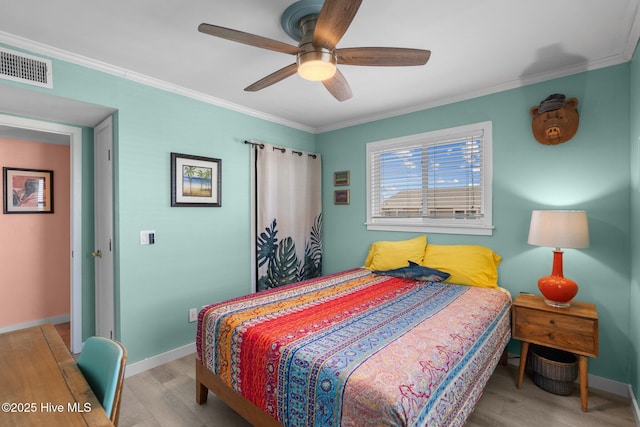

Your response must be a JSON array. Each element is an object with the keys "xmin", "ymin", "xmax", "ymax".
[{"xmin": 0, "ymin": 47, "xmax": 52, "ymax": 89}]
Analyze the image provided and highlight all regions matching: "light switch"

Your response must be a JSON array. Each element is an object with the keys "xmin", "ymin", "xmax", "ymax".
[{"xmin": 140, "ymin": 230, "xmax": 156, "ymax": 245}]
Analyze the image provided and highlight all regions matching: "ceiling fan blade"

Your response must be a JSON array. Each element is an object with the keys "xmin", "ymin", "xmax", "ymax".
[
  {"xmin": 322, "ymin": 69, "xmax": 353, "ymax": 102},
  {"xmin": 337, "ymin": 47, "xmax": 431, "ymax": 66},
  {"xmin": 244, "ymin": 63, "xmax": 299, "ymax": 92},
  {"xmin": 313, "ymin": 0, "xmax": 363, "ymax": 50},
  {"xmin": 198, "ymin": 23, "xmax": 299, "ymax": 55}
]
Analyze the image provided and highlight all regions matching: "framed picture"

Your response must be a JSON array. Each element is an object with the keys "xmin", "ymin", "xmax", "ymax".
[
  {"xmin": 334, "ymin": 189, "xmax": 350, "ymax": 205},
  {"xmin": 334, "ymin": 170, "xmax": 350, "ymax": 186},
  {"xmin": 3, "ymin": 167, "xmax": 54, "ymax": 214},
  {"xmin": 171, "ymin": 152, "xmax": 221, "ymax": 207}
]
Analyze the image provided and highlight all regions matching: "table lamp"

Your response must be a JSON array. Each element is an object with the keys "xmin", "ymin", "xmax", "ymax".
[{"xmin": 527, "ymin": 210, "xmax": 589, "ymax": 307}]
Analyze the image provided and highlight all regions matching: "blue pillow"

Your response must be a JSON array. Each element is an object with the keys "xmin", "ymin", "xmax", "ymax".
[{"xmin": 373, "ymin": 261, "xmax": 451, "ymax": 282}]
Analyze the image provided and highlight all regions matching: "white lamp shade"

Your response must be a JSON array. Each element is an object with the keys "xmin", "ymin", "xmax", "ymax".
[{"xmin": 528, "ymin": 210, "xmax": 589, "ymax": 249}]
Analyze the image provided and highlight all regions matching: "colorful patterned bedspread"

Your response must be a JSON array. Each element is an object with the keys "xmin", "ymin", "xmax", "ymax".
[{"xmin": 197, "ymin": 268, "xmax": 511, "ymax": 427}]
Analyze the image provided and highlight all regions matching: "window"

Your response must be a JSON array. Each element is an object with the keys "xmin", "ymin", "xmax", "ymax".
[{"xmin": 366, "ymin": 121, "xmax": 493, "ymax": 235}]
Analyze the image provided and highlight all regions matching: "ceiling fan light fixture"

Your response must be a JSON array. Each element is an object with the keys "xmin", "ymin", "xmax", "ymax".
[
  {"xmin": 297, "ymin": 49, "xmax": 337, "ymax": 81},
  {"xmin": 298, "ymin": 60, "xmax": 336, "ymax": 81},
  {"xmin": 199, "ymin": 0, "xmax": 429, "ymax": 101}
]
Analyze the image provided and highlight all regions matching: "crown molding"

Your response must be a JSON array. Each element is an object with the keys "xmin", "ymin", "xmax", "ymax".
[
  {"xmin": 2, "ymin": 23, "xmax": 638, "ymax": 136},
  {"xmin": 315, "ymin": 52, "xmax": 632, "ymax": 133},
  {"xmin": 0, "ymin": 31, "xmax": 315, "ymax": 134}
]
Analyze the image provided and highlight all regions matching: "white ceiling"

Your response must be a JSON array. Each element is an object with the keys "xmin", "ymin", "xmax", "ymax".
[{"xmin": 1, "ymin": 0, "xmax": 639, "ymax": 133}]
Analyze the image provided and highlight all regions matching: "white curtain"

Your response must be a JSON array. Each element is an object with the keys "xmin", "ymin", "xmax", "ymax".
[{"xmin": 256, "ymin": 144, "xmax": 322, "ymax": 291}]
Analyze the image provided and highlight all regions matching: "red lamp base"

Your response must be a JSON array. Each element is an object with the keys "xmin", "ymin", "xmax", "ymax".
[
  {"xmin": 538, "ymin": 275, "xmax": 578, "ymax": 307},
  {"xmin": 537, "ymin": 250, "xmax": 578, "ymax": 308}
]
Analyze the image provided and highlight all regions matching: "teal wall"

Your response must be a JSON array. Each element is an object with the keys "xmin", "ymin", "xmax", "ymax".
[
  {"xmin": 0, "ymin": 46, "xmax": 314, "ymax": 363},
  {"xmin": 629, "ymin": 43, "xmax": 640, "ymax": 402},
  {"xmin": 108, "ymin": 80, "xmax": 313, "ymax": 361},
  {"xmin": 316, "ymin": 65, "xmax": 632, "ymax": 383},
  {"xmin": 1, "ymin": 42, "xmax": 637, "ymax": 388}
]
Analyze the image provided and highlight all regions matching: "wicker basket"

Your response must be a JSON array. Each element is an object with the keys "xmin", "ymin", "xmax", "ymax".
[{"xmin": 530, "ymin": 344, "xmax": 578, "ymax": 396}]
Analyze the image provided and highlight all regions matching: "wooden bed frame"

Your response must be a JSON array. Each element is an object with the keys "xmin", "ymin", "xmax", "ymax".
[{"xmin": 196, "ymin": 358, "xmax": 284, "ymax": 427}]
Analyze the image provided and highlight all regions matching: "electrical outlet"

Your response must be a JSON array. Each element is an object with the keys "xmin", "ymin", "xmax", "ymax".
[{"xmin": 189, "ymin": 308, "xmax": 197, "ymax": 323}]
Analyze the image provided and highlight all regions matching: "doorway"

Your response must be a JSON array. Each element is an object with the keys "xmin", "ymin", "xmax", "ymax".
[{"xmin": 0, "ymin": 114, "xmax": 83, "ymax": 351}]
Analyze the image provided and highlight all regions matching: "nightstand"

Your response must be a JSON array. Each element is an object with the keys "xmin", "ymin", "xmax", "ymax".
[{"xmin": 511, "ymin": 293, "xmax": 598, "ymax": 412}]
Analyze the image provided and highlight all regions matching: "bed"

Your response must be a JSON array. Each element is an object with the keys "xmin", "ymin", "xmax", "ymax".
[{"xmin": 196, "ymin": 266, "xmax": 511, "ymax": 427}]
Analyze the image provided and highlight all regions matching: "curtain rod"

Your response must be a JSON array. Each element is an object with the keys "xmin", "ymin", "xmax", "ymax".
[
  {"xmin": 243, "ymin": 140, "xmax": 265, "ymax": 149},
  {"xmin": 243, "ymin": 140, "xmax": 317, "ymax": 159}
]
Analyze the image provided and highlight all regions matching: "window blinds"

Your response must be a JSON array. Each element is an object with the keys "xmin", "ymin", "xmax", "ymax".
[{"xmin": 369, "ymin": 131, "xmax": 485, "ymax": 221}]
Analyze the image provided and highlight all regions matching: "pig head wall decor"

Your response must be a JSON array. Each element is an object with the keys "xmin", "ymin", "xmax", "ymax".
[{"xmin": 530, "ymin": 94, "xmax": 579, "ymax": 145}]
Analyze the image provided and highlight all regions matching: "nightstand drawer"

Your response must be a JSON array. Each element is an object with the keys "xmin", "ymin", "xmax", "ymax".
[{"xmin": 513, "ymin": 307, "xmax": 597, "ymax": 356}]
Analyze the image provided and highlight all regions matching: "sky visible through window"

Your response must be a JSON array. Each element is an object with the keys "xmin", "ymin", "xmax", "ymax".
[{"xmin": 379, "ymin": 139, "xmax": 481, "ymax": 202}]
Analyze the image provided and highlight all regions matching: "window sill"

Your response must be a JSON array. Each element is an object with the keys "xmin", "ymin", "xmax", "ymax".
[{"xmin": 365, "ymin": 222, "xmax": 494, "ymax": 236}]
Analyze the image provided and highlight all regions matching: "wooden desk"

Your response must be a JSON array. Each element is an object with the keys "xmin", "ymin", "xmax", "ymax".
[
  {"xmin": 0, "ymin": 324, "xmax": 112, "ymax": 426},
  {"xmin": 512, "ymin": 294, "xmax": 598, "ymax": 412}
]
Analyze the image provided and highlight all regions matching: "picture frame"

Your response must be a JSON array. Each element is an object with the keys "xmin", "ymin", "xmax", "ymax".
[
  {"xmin": 3, "ymin": 167, "xmax": 54, "ymax": 214},
  {"xmin": 334, "ymin": 189, "xmax": 350, "ymax": 205},
  {"xmin": 171, "ymin": 152, "xmax": 221, "ymax": 207},
  {"xmin": 334, "ymin": 170, "xmax": 350, "ymax": 186}
]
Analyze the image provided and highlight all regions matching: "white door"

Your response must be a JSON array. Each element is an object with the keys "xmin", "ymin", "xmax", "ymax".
[{"xmin": 94, "ymin": 116, "xmax": 115, "ymax": 339}]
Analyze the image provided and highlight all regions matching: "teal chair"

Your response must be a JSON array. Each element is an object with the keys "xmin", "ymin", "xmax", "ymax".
[{"xmin": 77, "ymin": 337, "xmax": 127, "ymax": 426}]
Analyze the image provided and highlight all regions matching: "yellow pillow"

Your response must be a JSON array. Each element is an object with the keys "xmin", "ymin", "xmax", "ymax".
[
  {"xmin": 364, "ymin": 235, "xmax": 427, "ymax": 271},
  {"xmin": 421, "ymin": 244, "xmax": 501, "ymax": 288}
]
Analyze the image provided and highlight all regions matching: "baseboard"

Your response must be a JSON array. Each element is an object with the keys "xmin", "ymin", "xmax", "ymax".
[
  {"xmin": 588, "ymin": 371, "xmax": 630, "ymax": 397},
  {"xmin": 124, "ymin": 341, "xmax": 196, "ymax": 378},
  {"xmin": 506, "ymin": 352, "xmax": 630, "ymax": 397},
  {"xmin": 0, "ymin": 314, "xmax": 70, "ymax": 334},
  {"xmin": 127, "ymin": 347, "xmax": 636, "ymax": 400},
  {"xmin": 630, "ymin": 385, "xmax": 640, "ymax": 426},
  {"xmin": 124, "ymin": 344, "xmax": 640, "ymax": 426}
]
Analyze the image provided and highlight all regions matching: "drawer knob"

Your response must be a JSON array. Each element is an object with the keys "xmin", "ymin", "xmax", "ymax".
[
  {"xmin": 549, "ymin": 333, "xmax": 555, "ymax": 340},
  {"xmin": 549, "ymin": 319, "xmax": 555, "ymax": 325}
]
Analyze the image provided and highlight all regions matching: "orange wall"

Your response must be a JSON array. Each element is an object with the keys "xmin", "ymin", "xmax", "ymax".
[{"xmin": 0, "ymin": 137, "xmax": 70, "ymax": 327}]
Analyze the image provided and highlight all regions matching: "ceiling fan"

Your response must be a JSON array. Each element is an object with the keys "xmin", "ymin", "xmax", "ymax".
[{"xmin": 198, "ymin": 0, "xmax": 431, "ymax": 101}]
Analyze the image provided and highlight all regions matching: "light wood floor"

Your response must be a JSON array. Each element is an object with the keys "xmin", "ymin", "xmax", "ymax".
[{"xmin": 118, "ymin": 354, "xmax": 637, "ymax": 427}]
